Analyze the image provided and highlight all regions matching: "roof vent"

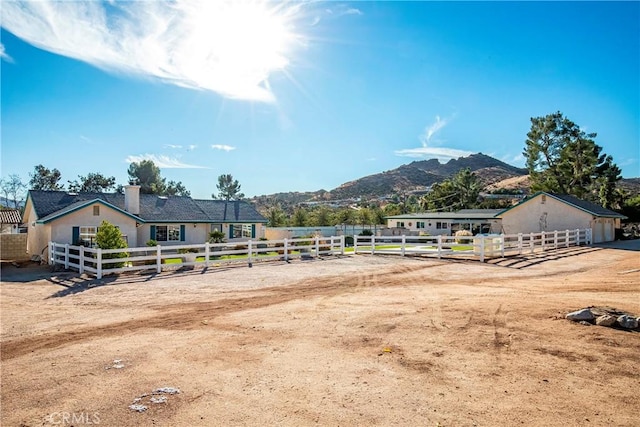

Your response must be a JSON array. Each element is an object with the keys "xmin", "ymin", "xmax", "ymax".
[
  {"xmin": 158, "ymin": 196, "xmax": 168, "ymax": 200},
  {"xmin": 67, "ymin": 192, "xmax": 78, "ymax": 196}
]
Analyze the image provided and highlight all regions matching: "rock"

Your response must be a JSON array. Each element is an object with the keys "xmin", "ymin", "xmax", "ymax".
[
  {"xmin": 595, "ymin": 315, "xmax": 617, "ymax": 327},
  {"xmin": 617, "ymin": 315, "xmax": 639, "ymax": 329},
  {"xmin": 566, "ymin": 309, "xmax": 594, "ymax": 322},
  {"xmin": 578, "ymin": 321, "xmax": 592, "ymax": 326}
]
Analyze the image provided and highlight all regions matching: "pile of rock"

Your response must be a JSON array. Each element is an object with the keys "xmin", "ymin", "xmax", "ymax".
[{"xmin": 566, "ymin": 306, "xmax": 639, "ymax": 330}]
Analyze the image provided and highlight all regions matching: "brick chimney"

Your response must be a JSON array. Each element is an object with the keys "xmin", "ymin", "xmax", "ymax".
[{"xmin": 124, "ymin": 185, "xmax": 140, "ymax": 215}]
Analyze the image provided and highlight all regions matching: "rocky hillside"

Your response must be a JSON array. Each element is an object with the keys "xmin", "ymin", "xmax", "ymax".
[{"xmin": 326, "ymin": 153, "xmax": 527, "ymax": 200}]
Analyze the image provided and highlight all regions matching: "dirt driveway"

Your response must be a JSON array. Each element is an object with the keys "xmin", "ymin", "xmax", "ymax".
[{"xmin": 1, "ymin": 246, "xmax": 639, "ymax": 426}]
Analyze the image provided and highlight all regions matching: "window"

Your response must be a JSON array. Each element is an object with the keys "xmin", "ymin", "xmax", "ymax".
[
  {"xmin": 397, "ymin": 221, "xmax": 405, "ymax": 228},
  {"xmin": 232, "ymin": 224, "xmax": 253, "ymax": 238},
  {"xmin": 436, "ymin": 222, "xmax": 448, "ymax": 230},
  {"xmin": 211, "ymin": 223, "xmax": 222, "ymax": 233},
  {"xmin": 93, "ymin": 205, "xmax": 100, "ymax": 216},
  {"xmin": 80, "ymin": 226, "xmax": 97, "ymax": 246},
  {"xmin": 416, "ymin": 221, "xmax": 425, "ymax": 229},
  {"xmin": 156, "ymin": 225, "xmax": 181, "ymax": 241}
]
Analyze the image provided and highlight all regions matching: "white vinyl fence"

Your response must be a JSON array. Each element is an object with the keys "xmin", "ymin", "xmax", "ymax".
[
  {"xmin": 49, "ymin": 229, "xmax": 592, "ymax": 279},
  {"xmin": 353, "ymin": 229, "xmax": 592, "ymax": 262},
  {"xmin": 50, "ymin": 236, "xmax": 345, "ymax": 279}
]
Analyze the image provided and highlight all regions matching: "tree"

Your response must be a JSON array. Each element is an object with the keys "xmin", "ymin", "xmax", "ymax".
[
  {"xmin": 166, "ymin": 180, "xmax": 191, "ymax": 197},
  {"xmin": 291, "ymin": 207, "xmax": 309, "ymax": 227},
  {"xmin": 215, "ymin": 174, "xmax": 244, "ymax": 200},
  {"xmin": 0, "ymin": 174, "xmax": 27, "ymax": 209},
  {"xmin": 127, "ymin": 160, "xmax": 166, "ymax": 194},
  {"xmin": 267, "ymin": 206, "xmax": 287, "ymax": 227},
  {"xmin": 29, "ymin": 164, "xmax": 64, "ymax": 190},
  {"xmin": 523, "ymin": 111, "xmax": 621, "ymax": 205},
  {"xmin": 67, "ymin": 173, "xmax": 116, "ymax": 193},
  {"xmin": 95, "ymin": 220, "xmax": 128, "ymax": 269},
  {"xmin": 310, "ymin": 206, "xmax": 334, "ymax": 227},
  {"xmin": 420, "ymin": 168, "xmax": 481, "ymax": 211}
]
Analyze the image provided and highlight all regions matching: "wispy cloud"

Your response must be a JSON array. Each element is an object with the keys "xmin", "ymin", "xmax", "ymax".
[
  {"xmin": 165, "ymin": 144, "xmax": 183, "ymax": 149},
  {"xmin": 125, "ymin": 154, "xmax": 208, "ymax": 169},
  {"xmin": 211, "ymin": 144, "xmax": 236, "ymax": 152},
  {"xmin": 187, "ymin": 144, "xmax": 197, "ymax": 151},
  {"xmin": 421, "ymin": 115, "xmax": 450, "ymax": 146},
  {"xmin": 395, "ymin": 147, "xmax": 473, "ymax": 161},
  {"xmin": 0, "ymin": 0, "xmax": 305, "ymax": 102},
  {"xmin": 0, "ymin": 43, "xmax": 13, "ymax": 62}
]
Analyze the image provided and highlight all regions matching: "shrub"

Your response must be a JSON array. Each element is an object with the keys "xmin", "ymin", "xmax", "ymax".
[
  {"xmin": 95, "ymin": 220, "xmax": 128, "ymax": 269},
  {"xmin": 146, "ymin": 239, "xmax": 157, "ymax": 247},
  {"xmin": 209, "ymin": 230, "xmax": 226, "ymax": 243},
  {"xmin": 454, "ymin": 229, "xmax": 473, "ymax": 244},
  {"xmin": 344, "ymin": 236, "xmax": 354, "ymax": 246},
  {"xmin": 359, "ymin": 229, "xmax": 373, "ymax": 236}
]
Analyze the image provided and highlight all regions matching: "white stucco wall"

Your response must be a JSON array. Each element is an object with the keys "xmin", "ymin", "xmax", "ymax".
[
  {"xmin": 48, "ymin": 204, "xmax": 138, "ymax": 247},
  {"xmin": 499, "ymin": 194, "xmax": 615, "ymax": 243}
]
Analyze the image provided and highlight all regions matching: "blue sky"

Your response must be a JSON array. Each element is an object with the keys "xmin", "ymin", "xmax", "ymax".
[{"xmin": 1, "ymin": 1, "xmax": 638, "ymax": 199}]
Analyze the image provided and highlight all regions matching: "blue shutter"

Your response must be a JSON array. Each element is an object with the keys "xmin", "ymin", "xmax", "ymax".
[
  {"xmin": 251, "ymin": 224, "xmax": 256, "ymax": 238},
  {"xmin": 150, "ymin": 225, "xmax": 156, "ymax": 240},
  {"xmin": 180, "ymin": 225, "xmax": 186, "ymax": 241},
  {"xmin": 72, "ymin": 227, "xmax": 80, "ymax": 245},
  {"xmin": 229, "ymin": 224, "xmax": 234, "ymax": 239}
]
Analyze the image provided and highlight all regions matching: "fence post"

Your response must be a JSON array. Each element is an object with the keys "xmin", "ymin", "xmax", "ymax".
[
  {"xmin": 315, "ymin": 236, "xmax": 320, "ymax": 257},
  {"xmin": 353, "ymin": 236, "xmax": 358, "ymax": 254},
  {"xmin": 49, "ymin": 242, "xmax": 55, "ymax": 265},
  {"xmin": 284, "ymin": 238, "xmax": 289, "ymax": 261},
  {"xmin": 401, "ymin": 235, "xmax": 406, "ymax": 257},
  {"xmin": 554, "ymin": 230, "xmax": 558, "ymax": 249},
  {"xmin": 64, "ymin": 244, "xmax": 69, "ymax": 269},
  {"xmin": 499, "ymin": 235, "xmax": 504, "ymax": 258},
  {"xmin": 529, "ymin": 233, "xmax": 534, "ymax": 253},
  {"xmin": 517, "ymin": 233, "xmax": 523, "ymax": 255},
  {"xmin": 97, "ymin": 248, "xmax": 102, "ymax": 279},
  {"xmin": 79, "ymin": 247, "xmax": 85, "ymax": 274},
  {"xmin": 205, "ymin": 242, "xmax": 210, "ymax": 267},
  {"xmin": 479, "ymin": 235, "xmax": 485, "ymax": 262},
  {"xmin": 437, "ymin": 235, "xmax": 442, "ymax": 259},
  {"xmin": 370, "ymin": 235, "xmax": 375, "ymax": 255},
  {"xmin": 587, "ymin": 228, "xmax": 592, "ymax": 245},
  {"xmin": 248, "ymin": 240, "xmax": 253, "ymax": 267},
  {"xmin": 564, "ymin": 230, "xmax": 569, "ymax": 247},
  {"xmin": 156, "ymin": 245, "xmax": 162, "ymax": 273},
  {"xmin": 541, "ymin": 231, "xmax": 546, "ymax": 251},
  {"xmin": 340, "ymin": 236, "xmax": 345, "ymax": 255}
]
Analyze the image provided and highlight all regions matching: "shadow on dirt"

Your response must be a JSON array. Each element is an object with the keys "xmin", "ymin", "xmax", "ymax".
[{"xmin": 485, "ymin": 246, "xmax": 603, "ymax": 269}]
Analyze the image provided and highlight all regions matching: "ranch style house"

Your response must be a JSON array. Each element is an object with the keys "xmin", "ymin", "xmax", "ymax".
[
  {"xmin": 22, "ymin": 185, "xmax": 267, "ymax": 259},
  {"xmin": 385, "ymin": 192, "xmax": 625, "ymax": 244}
]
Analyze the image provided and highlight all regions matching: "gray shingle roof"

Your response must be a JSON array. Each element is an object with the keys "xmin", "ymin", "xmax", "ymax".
[
  {"xmin": 28, "ymin": 191, "xmax": 266, "ymax": 223},
  {"xmin": 386, "ymin": 209, "xmax": 502, "ymax": 220}
]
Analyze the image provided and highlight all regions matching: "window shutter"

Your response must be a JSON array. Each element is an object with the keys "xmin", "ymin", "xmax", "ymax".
[
  {"xmin": 150, "ymin": 225, "xmax": 156, "ymax": 240},
  {"xmin": 229, "ymin": 224, "xmax": 234, "ymax": 239},
  {"xmin": 72, "ymin": 227, "xmax": 80, "ymax": 245},
  {"xmin": 251, "ymin": 224, "xmax": 256, "ymax": 238},
  {"xmin": 180, "ymin": 225, "xmax": 186, "ymax": 241}
]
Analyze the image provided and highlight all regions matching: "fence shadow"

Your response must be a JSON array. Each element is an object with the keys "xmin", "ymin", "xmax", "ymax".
[{"xmin": 485, "ymin": 246, "xmax": 603, "ymax": 269}]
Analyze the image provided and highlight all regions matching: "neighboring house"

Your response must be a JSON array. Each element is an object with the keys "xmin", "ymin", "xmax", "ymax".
[
  {"xmin": 384, "ymin": 209, "xmax": 504, "ymax": 236},
  {"xmin": 497, "ymin": 192, "xmax": 626, "ymax": 244},
  {"xmin": 0, "ymin": 209, "xmax": 23, "ymax": 234},
  {"xmin": 384, "ymin": 192, "xmax": 625, "ymax": 244},
  {"xmin": 22, "ymin": 186, "xmax": 267, "ymax": 258}
]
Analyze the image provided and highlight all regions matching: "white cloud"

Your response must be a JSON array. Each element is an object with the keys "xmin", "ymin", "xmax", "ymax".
[
  {"xmin": 165, "ymin": 144, "xmax": 183, "ymax": 149},
  {"xmin": 187, "ymin": 145, "xmax": 197, "ymax": 151},
  {"xmin": 343, "ymin": 8, "xmax": 363, "ymax": 16},
  {"xmin": 125, "ymin": 154, "xmax": 208, "ymax": 169},
  {"xmin": 0, "ymin": 43, "xmax": 13, "ymax": 62},
  {"xmin": 0, "ymin": 0, "xmax": 305, "ymax": 102},
  {"xmin": 394, "ymin": 147, "xmax": 473, "ymax": 161},
  {"xmin": 211, "ymin": 144, "xmax": 236, "ymax": 152},
  {"xmin": 421, "ymin": 115, "xmax": 451, "ymax": 146}
]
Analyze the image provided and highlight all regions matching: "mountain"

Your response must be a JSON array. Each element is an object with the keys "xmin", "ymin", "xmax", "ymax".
[
  {"xmin": 325, "ymin": 153, "xmax": 527, "ymax": 200},
  {"xmin": 251, "ymin": 153, "xmax": 527, "ymax": 208}
]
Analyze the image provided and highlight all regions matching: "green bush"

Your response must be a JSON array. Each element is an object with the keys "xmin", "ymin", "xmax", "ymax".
[
  {"xmin": 95, "ymin": 220, "xmax": 128, "ymax": 269},
  {"xmin": 344, "ymin": 236, "xmax": 354, "ymax": 246},
  {"xmin": 359, "ymin": 229, "xmax": 373, "ymax": 236},
  {"xmin": 209, "ymin": 230, "xmax": 226, "ymax": 243},
  {"xmin": 146, "ymin": 239, "xmax": 158, "ymax": 247}
]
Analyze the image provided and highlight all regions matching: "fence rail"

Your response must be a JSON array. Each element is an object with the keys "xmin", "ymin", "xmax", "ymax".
[
  {"xmin": 50, "ymin": 229, "xmax": 592, "ymax": 279},
  {"xmin": 353, "ymin": 228, "xmax": 592, "ymax": 262},
  {"xmin": 50, "ymin": 236, "xmax": 346, "ymax": 279}
]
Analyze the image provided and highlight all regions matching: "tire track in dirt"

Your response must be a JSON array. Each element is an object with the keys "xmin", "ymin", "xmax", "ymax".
[{"xmin": 1, "ymin": 263, "xmax": 439, "ymax": 361}]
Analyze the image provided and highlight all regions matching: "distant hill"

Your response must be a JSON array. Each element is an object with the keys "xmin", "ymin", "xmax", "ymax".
[{"xmin": 249, "ymin": 153, "xmax": 638, "ymax": 212}]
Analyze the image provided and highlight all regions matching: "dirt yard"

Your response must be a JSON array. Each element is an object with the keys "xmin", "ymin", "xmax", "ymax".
[{"xmin": 1, "ymin": 244, "xmax": 639, "ymax": 426}]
